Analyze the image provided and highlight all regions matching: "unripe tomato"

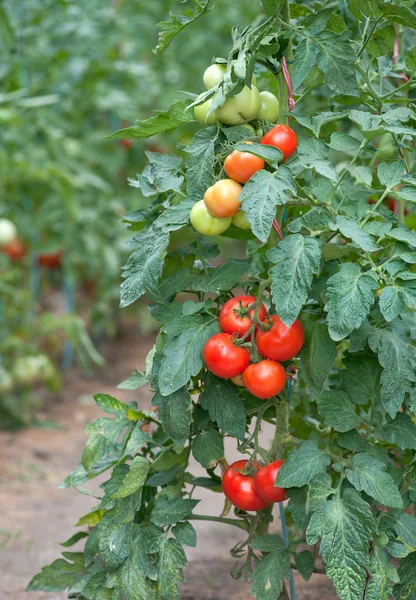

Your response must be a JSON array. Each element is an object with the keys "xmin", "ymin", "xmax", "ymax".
[
  {"xmin": 217, "ymin": 86, "xmax": 261, "ymax": 126},
  {"xmin": 38, "ymin": 250, "xmax": 62, "ymax": 269},
  {"xmin": 190, "ymin": 201, "xmax": 231, "ymax": 235},
  {"xmin": 203, "ymin": 64, "xmax": 227, "ymax": 89},
  {"xmin": 242, "ymin": 360, "xmax": 286, "ymax": 399},
  {"xmin": 194, "ymin": 98, "xmax": 217, "ymax": 126},
  {"xmin": 257, "ymin": 91, "xmax": 279, "ymax": 122},
  {"xmin": 204, "ymin": 179, "xmax": 242, "ymax": 218},
  {"xmin": 203, "ymin": 333, "xmax": 250, "ymax": 379},
  {"xmin": 224, "ymin": 142, "xmax": 264, "ymax": 184},
  {"xmin": 260, "ymin": 124, "xmax": 297, "ymax": 160},
  {"xmin": 0, "ymin": 218, "xmax": 17, "ymax": 246},
  {"xmin": 376, "ymin": 133, "xmax": 397, "ymax": 160},
  {"xmin": 231, "ymin": 374, "xmax": 245, "ymax": 386},
  {"xmin": 222, "ymin": 460, "xmax": 270, "ymax": 511},
  {"xmin": 254, "ymin": 460, "xmax": 286, "ymax": 503},
  {"xmin": 232, "ymin": 210, "xmax": 251, "ymax": 230},
  {"xmin": 2, "ymin": 238, "xmax": 26, "ymax": 261},
  {"xmin": 219, "ymin": 295, "xmax": 268, "ymax": 338},
  {"xmin": 256, "ymin": 314, "xmax": 304, "ymax": 362}
]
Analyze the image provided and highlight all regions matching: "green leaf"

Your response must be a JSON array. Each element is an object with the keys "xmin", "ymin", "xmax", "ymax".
[
  {"xmin": 345, "ymin": 453, "xmax": 403, "ymax": 508},
  {"xmin": 249, "ymin": 534, "xmax": 285, "ymax": 552},
  {"xmin": 333, "ymin": 216, "xmax": 380, "ymax": 251},
  {"xmin": 109, "ymin": 99, "xmax": 194, "ymax": 139},
  {"xmin": 299, "ymin": 322, "xmax": 337, "ymax": 397},
  {"xmin": 379, "ymin": 283, "xmax": 416, "ymax": 322},
  {"xmin": 199, "ymin": 374, "xmax": 247, "ymax": 440},
  {"xmin": 365, "ymin": 544, "xmax": 399, "ymax": 600},
  {"xmin": 240, "ymin": 167, "xmax": 296, "ymax": 242},
  {"xmin": 349, "ymin": 110, "xmax": 383, "ymax": 139},
  {"xmin": 234, "ymin": 141, "xmax": 283, "ymax": 167},
  {"xmin": 152, "ymin": 388, "xmax": 192, "ymax": 447},
  {"xmin": 316, "ymin": 390, "xmax": 361, "ymax": 432},
  {"xmin": 159, "ymin": 317, "xmax": 220, "ymax": 395},
  {"xmin": 340, "ymin": 355, "xmax": 381, "ymax": 405},
  {"xmin": 307, "ymin": 489, "xmax": 376, "ymax": 600},
  {"xmin": 306, "ymin": 473, "xmax": 335, "ymax": 514},
  {"xmin": 295, "ymin": 550, "xmax": 314, "ymax": 581},
  {"xmin": 287, "ymin": 487, "xmax": 310, "ymax": 530},
  {"xmin": 118, "ymin": 535, "xmax": 156, "ymax": 599},
  {"xmin": 378, "ymin": 161, "xmax": 405, "ymax": 189},
  {"xmin": 192, "ymin": 428, "xmax": 224, "ymax": 469},
  {"xmin": 249, "ymin": 547, "xmax": 291, "ymax": 600},
  {"xmin": 192, "ymin": 259, "xmax": 251, "ymax": 293},
  {"xmin": 98, "ymin": 522, "xmax": 133, "ymax": 571},
  {"xmin": 150, "ymin": 495, "xmax": 199, "ymax": 527},
  {"xmin": 185, "ymin": 128, "xmax": 217, "ymax": 197},
  {"xmin": 325, "ymin": 262, "xmax": 378, "ymax": 341},
  {"xmin": 112, "ymin": 456, "xmax": 150, "ymax": 499},
  {"xmin": 261, "ymin": 0, "xmax": 285, "ymax": 16},
  {"xmin": 94, "ymin": 394, "xmax": 127, "ymax": 415},
  {"xmin": 394, "ymin": 514, "xmax": 416, "ymax": 550},
  {"xmin": 275, "ymin": 440, "xmax": 330, "ymax": 488},
  {"xmin": 154, "ymin": 1, "xmax": 214, "ymax": 53},
  {"xmin": 347, "ymin": 0, "xmax": 381, "ymax": 20},
  {"xmin": 120, "ymin": 227, "xmax": 169, "ymax": 307},
  {"xmin": 27, "ymin": 553, "xmax": 87, "ymax": 592},
  {"xmin": 378, "ymin": 3, "xmax": 416, "ymax": 29},
  {"xmin": 267, "ymin": 234, "xmax": 322, "ymax": 326},
  {"xmin": 171, "ymin": 521, "xmax": 197, "ymax": 548},
  {"xmin": 406, "ymin": 46, "xmax": 416, "ymax": 72},
  {"xmin": 290, "ymin": 110, "xmax": 348, "ymax": 137},
  {"xmin": 375, "ymin": 413, "xmax": 416, "ymax": 450},
  {"xmin": 123, "ymin": 423, "xmax": 152, "ymax": 458},
  {"xmin": 337, "ymin": 430, "xmax": 365, "ymax": 452},
  {"xmin": 117, "ymin": 369, "xmax": 147, "ymax": 391},
  {"xmin": 82, "ymin": 417, "xmax": 126, "ymax": 474},
  {"xmin": 60, "ymin": 531, "xmax": 89, "ymax": 548},
  {"xmin": 292, "ymin": 39, "xmax": 320, "ymax": 90},
  {"xmin": 315, "ymin": 30, "xmax": 359, "ymax": 97},
  {"xmin": 298, "ymin": 136, "xmax": 337, "ymax": 181},
  {"xmin": 393, "ymin": 552, "xmax": 416, "ymax": 600},
  {"xmin": 329, "ymin": 132, "xmax": 361, "ymax": 153},
  {"xmin": 153, "ymin": 537, "xmax": 188, "ymax": 600}
]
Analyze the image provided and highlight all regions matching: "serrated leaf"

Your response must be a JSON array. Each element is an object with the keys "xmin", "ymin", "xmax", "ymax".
[
  {"xmin": 306, "ymin": 473, "xmax": 335, "ymax": 514},
  {"xmin": 329, "ymin": 132, "xmax": 361, "ymax": 152},
  {"xmin": 287, "ymin": 486, "xmax": 310, "ymax": 530},
  {"xmin": 365, "ymin": 544, "xmax": 398, "ymax": 600},
  {"xmin": 394, "ymin": 514, "xmax": 416, "ymax": 550},
  {"xmin": 60, "ymin": 531, "xmax": 89, "ymax": 548},
  {"xmin": 150, "ymin": 495, "xmax": 199, "ymax": 527},
  {"xmin": 123, "ymin": 423, "xmax": 152, "ymax": 458},
  {"xmin": 26, "ymin": 553, "xmax": 87, "ymax": 592},
  {"xmin": 315, "ymin": 30, "xmax": 359, "ymax": 97},
  {"xmin": 99, "ymin": 522, "xmax": 132, "ymax": 571},
  {"xmin": 325, "ymin": 262, "xmax": 378, "ymax": 341},
  {"xmin": 339, "ymin": 355, "xmax": 381, "ymax": 405},
  {"xmin": 94, "ymin": 394, "xmax": 127, "ymax": 415},
  {"xmin": 375, "ymin": 413, "xmax": 416, "ymax": 450},
  {"xmin": 171, "ymin": 521, "xmax": 197, "ymax": 548},
  {"xmin": 117, "ymin": 369, "xmax": 147, "ymax": 391},
  {"xmin": 184, "ymin": 128, "xmax": 217, "ymax": 197},
  {"xmin": 199, "ymin": 374, "xmax": 247, "ymax": 440},
  {"xmin": 240, "ymin": 167, "xmax": 296, "ymax": 242},
  {"xmin": 295, "ymin": 550, "xmax": 314, "ymax": 581},
  {"xmin": 307, "ymin": 489, "xmax": 376, "ymax": 600},
  {"xmin": 249, "ymin": 534, "xmax": 285, "ymax": 552},
  {"xmin": 299, "ymin": 322, "xmax": 337, "ymax": 397},
  {"xmin": 333, "ymin": 216, "xmax": 380, "ymax": 251},
  {"xmin": 159, "ymin": 317, "xmax": 220, "ymax": 395},
  {"xmin": 292, "ymin": 39, "xmax": 320, "ymax": 90},
  {"xmin": 290, "ymin": 110, "xmax": 348, "ymax": 137},
  {"xmin": 298, "ymin": 136, "xmax": 337, "ymax": 181},
  {"xmin": 346, "ymin": 453, "xmax": 403, "ymax": 508},
  {"xmin": 267, "ymin": 234, "xmax": 321, "ymax": 326},
  {"xmin": 192, "ymin": 259, "xmax": 250, "ymax": 293},
  {"xmin": 249, "ymin": 547, "xmax": 291, "ymax": 600},
  {"xmin": 337, "ymin": 430, "xmax": 365, "ymax": 452},
  {"xmin": 234, "ymin": 141, "xmax": 283, "ymax": 167},
  {"xmin": 378, "ymin": 161, "xmax": 405, "ymax": 189},
  {"xmin": 192, "ymin": 428, "xmax": 224, "ymax": 469},
  {"xmin": 275, "ymin": 440, "xmax": 330, "ymax": 488},
  {"xmin": 347, "ymin": 0, "xmax": 381, "ymax": 20},
  {"xmin": 112, "ymin": 456, "xmax": 150, "ymax": 499},
  {"xmin": 317, "ymin": 390, "xmax": 361, "ymax": 432},
  {"xmin": 154, "ymin": 537, "xmax": 188, "ymax": 600},
  {"xmin": 152, "ymin": 388, "xmax": 192, "ymax": 447},
  {"xmin": 82, "ymin": 417, "xmax": 127, "ymax": 474},
  {"xmin": 393, "ymin": 552, "xmax": 416, "ymax": 600},
  {"xmin": 349, "ymin": 110, "xmax": 382, "ymax": 139},
  {"xmin": 379, "ymin": 3, "xmax": 416, "ymax": 29}
]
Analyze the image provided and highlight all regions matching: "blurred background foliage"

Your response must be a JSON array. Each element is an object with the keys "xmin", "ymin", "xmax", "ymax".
[{"xmin": 0, "ymin": 0, "xmax": 260, "ymax": 427}]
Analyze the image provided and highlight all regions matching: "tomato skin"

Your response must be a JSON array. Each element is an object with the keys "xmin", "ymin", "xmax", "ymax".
[
  {"xmin": 256, "ymin": 314, "xmax": 304, "ymax": 362},
  {"xmin": 204, "ymin": 179, "xmax": 242, "ymax": 218},
  {"xmin": 217, "ymin": 86, "xmax": 261, "ymax": 126},
  {"xmin": 232, "ymin": 210, "xmax": 251, "ymax": 230},
  {"xmin": 203, "ymin": 64, "xmax": 227, "ymax": 89},
  {"xmin": 190, "ymin": 201, "xmax": 231, "ymax": 235},
  {"xmin": 222, "ymin": 460, "xmax": 270, "ymax": 511},
  {"xmin": 2, "ymin": 238, "xmax": 26, "ymax": 261},
  {"xmin": 224, "ymin": 143, "xmax": 264, "ymax": 184},
  {"xmin": 254, "ymin": 460, "xmax": 286, "ymax": 503},
  {"xmin": 257, "ymin": 91, "xmax": 279, "ymax": 122},
  {"xmin": 38, "ymin": 250, "xmax": 62, "ymax": 269},
  {"xmin": 260, "ymin": 124, "xmax": 297, "ymax": 160},
  {"xmin": 219, "ymin": 295, "xmax": 268, "ymax": 338},
  {"xmin": 0, "ymin": 218, "xmax": 17, "ymax": 246},
  {"xmin": 203, "ymin": 333, "xmax": 250, "ymax": 379},
  {"xmin": 231, "ymin": 373, "xmax": 245, "ymax": 386},
  {"xmin": 194, "ymin": 98, "xmax": 218, "ymax": 126},
  {"xmin": 120, "ymin": 139, "xmax": 133, "ymax": 150},
  {"xmin": 242, "ymin": 360, "xmax": 286, "ymax": 399}
]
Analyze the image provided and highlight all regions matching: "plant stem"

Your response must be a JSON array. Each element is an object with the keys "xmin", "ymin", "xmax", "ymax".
[
  {"xmin": 333, "ymin": 140, "xmax": 367, "ymax": 208},
  {"xmin": 189, "ymin": 514, "xmax": 249, "ymax": 531},
  {"xmin": 361, "ymin": 188, "xmax": 391, "ymax": 227}
]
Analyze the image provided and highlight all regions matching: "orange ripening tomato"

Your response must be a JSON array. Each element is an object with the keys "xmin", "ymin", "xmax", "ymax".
[
  {"xmin": 2, "ymin": 238, "xmax": 26, "ymax": 261},
  {"xmin": 204, "ymin": 179, "xmax": 242, "ymax": 218},
  {"xmin": 224, "ymin": 142, "xmax": 265, "ymax": 183}
]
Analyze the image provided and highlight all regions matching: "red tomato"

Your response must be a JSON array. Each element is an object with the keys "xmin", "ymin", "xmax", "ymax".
[
  {"xmin": 204, "ymin": 179, "xmax": 242, "ymax": 218},
  {"xmin": 219, "ymin": 295, "xmax": 268, "ymax": 339},
  {"xmin": 387, "ymin": 197, "xmax": 408, "ymax": 216},
  {"xmin": 2, "ymin": 238, "xmax": 26, "ymax": 261},
  {"xmin": 242, "ymin": 360, "xmax": 286, "ymax": 399},
  {"xmin": 38, "ymin": 250, "xmax": 62, "ymax": 269},
  {"xmin": 256, "ymin": 314, "xmax": 304, "ymax": 362},
  {"xmin": 224, "ymin": 142, "xmax": 265, "ymax": 184},
  {"xmin": 203, "ymin": 333, "xmax": 250, "ymax": 379},
  {"xmin": 254, "ymin": 460, "xmax": 286, "ymax": 503},
  {"xmin": 222, "ymin": 460, "xmax": 270, "ymax": 511},
  {"xmin": 120, "ymin": 139, "xmax": 133, "ymax": 150},
  {"xmin": 260, "ymin": 124, "xmax": 297, "ymax": 160}
]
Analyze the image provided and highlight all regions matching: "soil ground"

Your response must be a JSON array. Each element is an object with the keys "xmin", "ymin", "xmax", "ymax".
[{"xmin": 0, "ymin": 325, "xmax": 337, "ymax": 600}]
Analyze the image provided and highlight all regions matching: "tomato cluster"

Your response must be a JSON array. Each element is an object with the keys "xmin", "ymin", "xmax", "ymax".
[
  {"xmin": 0, "ymin": 218, "xmax": 26, "ymax": 261},
  {"xmin": 203, "ymin": 295, "xmax": 304, "ymax": 399},
  {"xmin": 190, "ymin": 64, "xmax": 297, "ymax": 237},
  {"xmin": 222, "ymin": 459, "xmax": 286, "ymax": 512}
]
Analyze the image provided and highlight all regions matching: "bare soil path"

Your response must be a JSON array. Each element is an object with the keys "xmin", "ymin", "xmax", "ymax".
[{"xmin": 0, "ymin": 325, "xmax": 336, "ymax": 600}]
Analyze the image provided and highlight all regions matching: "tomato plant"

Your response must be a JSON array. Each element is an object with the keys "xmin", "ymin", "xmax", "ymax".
[{"xmin": 29, "ymin": 2, "xmax": 416, "ymax": 600}]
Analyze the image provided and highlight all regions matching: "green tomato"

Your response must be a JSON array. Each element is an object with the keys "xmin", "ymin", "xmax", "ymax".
[
  {"xmin": 405, "ymin": 214, "xmax": 416, "ymax": 230},
  {"xmin": 203, "ymin": 64, "xmax": 227, "ymax": 89},
  {"xmin": 242, "ymin": 124, "xmax": 256, "ymax": 135},
  {"xmin": 190, "ymin": 201, "xmax": 231, "ymax": 235},
  {"xmin": 194, "ymin": 98, "xmax": 217, "ymax": 126},
  {"xmin": 217, "ymin": 86, "xmax": 261, "ymax": 126},
  {"xmin": 12, "ymin": 357, "xmax": 39, "ymax": 385},
  {"xmin": 376, "ymin": 133, "xmax": 397, "ymax": 160},
  {"xmin": 257, "ymin": 91, "xmax": 279, "ymax": 122},
  {"xmin": 0, "ymin": 367, "xmax": 13, "ymax": 393},
  {"xmin": 0, "ymin": 218, "xmax": 17, "ymax": 246},
  {"xmin": 232, "ymin": 210, "xmax": 251, "ymax": 230}
]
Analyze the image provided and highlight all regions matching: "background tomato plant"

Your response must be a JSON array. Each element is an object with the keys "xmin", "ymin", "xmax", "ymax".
[{"xmin": 27, "ymin": 1, "xmax": 416, "ymax": 599}]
